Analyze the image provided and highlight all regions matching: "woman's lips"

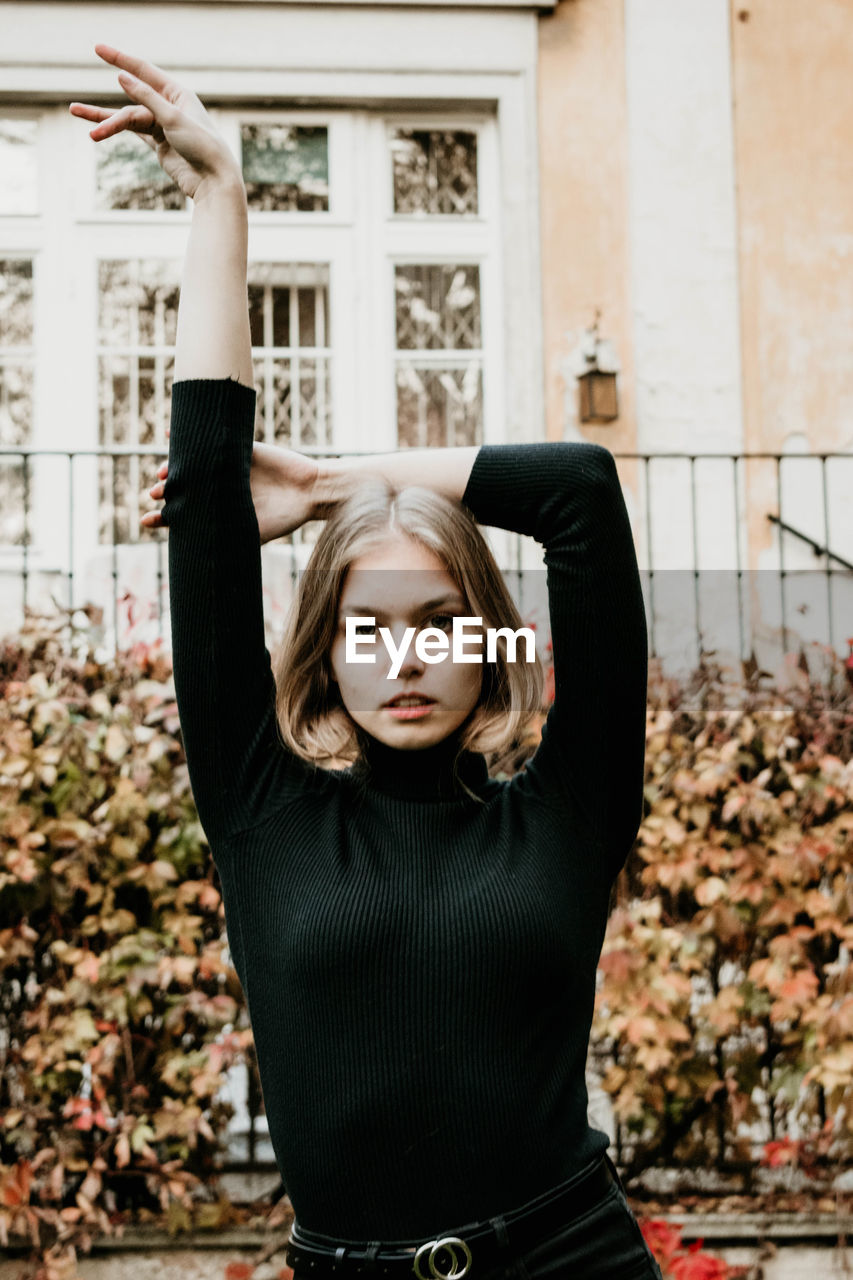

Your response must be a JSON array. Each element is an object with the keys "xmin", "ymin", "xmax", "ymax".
[{"xmin": 383, "ymin": 699, "xmax": 436, "ymax": 720}]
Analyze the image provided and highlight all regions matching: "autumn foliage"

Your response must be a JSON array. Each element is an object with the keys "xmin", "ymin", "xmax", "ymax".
[
  {"xmin": 0, "ymin": 618, "xmax": 272, "ymax": 1279},
  {"xmin": 639, "ymin": 1219, "xmax": 745, "ymax": 1279},
  {"xmin": 596, "ymin": 644, "xmax": 853, "ymax": 1194},
  {"xmin": 1, "ymin": 618, "xmax": 851, "ymax": 1280}
]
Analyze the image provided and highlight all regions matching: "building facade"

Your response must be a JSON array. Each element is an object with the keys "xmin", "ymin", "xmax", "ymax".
[{"xmin": 1, "ymin": 0, "xmax": 851, "ymax": 670}]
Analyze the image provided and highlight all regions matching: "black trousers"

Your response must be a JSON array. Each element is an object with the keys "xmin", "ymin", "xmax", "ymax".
[
  {"xmin": 290, "ymin": 1155, "xmax": 664, "ymax": 1280},
  {"xmin": 486, "ymin": 1153, "xmax": 665, "ymax": 1279}
]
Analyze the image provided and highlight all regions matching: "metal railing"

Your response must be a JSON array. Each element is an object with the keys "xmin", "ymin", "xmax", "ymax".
[{"xmin": 2, "ymin": 445, "xmax": 852, "ymax": 677}]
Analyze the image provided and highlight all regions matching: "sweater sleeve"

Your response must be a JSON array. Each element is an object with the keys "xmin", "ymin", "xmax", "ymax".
[
  {"xmin": 162, "ymin": 378, "xmax": 315, "ymax": 847},
  {"xmin": 460, "ymin": 442, "xmax": 648, "ymax": 875}
]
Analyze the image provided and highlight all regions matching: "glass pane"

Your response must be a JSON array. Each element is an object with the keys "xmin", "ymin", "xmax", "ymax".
[
  {"xmin": 391, "ymin": 129, "xmax": 478, "ymax": 216},
  {"xmin": 0, "ymin": 460, "xmax": 28, "ymax": 545},
  {"xmin": 100, "ymin": 354, "xmax": 132, "ymax": 445},
  {"xmin": 396, "ymin": 362, "xmax": 482, "ymax": 449},
  {"xmin": 0, "ymin": 258, "xmax": 34, "ymax": 346},
  {"xmin": 98, "ymin": 259, "xmax": 180, "ymax": 349},
  {"xmin": 241, "ymin": 124, "xmax": 329, "ymax": 212},
  {"xmin": 249, "ymin": 262, "xmax": 332, "ymax": 449},
  {"xmin": 395, "ymin": 265, "xmax": 481, "ymax": 352},
  {"xmin": 0, "ymin": 120, "xmax": 38, "ymax": 215},
  {"xmin": 0, "ymin": 260, "xmax": 34, "ymax": 546},
  {"xmin": 96, "ymin": 134, "xmax": 186, "ymax": 211},
  {"xmin": 0, "ymin": 365, "xmax": 34, "ymax": 547},
  {"xmin": 97, "ymin": 260, "xmax": 179, "ymax": 544},
  {"xmin": 0, "ymin": 363, "xmax": 33, "ymax": 448}
]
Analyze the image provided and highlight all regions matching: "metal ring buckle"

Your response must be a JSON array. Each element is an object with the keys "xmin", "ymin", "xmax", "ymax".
[{"xmin": 412, "ymin": 1236, "xmax": 472, "ymax": 1280}]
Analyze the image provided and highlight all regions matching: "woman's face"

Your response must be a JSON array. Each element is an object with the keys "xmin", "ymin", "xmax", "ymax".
[{"xmin": 329, "ymin": 534, "xmax": 483, "ymax": 751}]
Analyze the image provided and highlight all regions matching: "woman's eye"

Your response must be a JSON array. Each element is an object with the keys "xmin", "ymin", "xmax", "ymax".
[
  {"xmin": 428, "ymin": 614, "xmax": 455, "ymax": 631},
  {"xmin": 353, "ymin": 623, "xmax": 376, "ymax": 636}
]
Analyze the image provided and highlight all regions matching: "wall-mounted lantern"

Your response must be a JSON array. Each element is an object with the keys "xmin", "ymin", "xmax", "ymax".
[{"xmin": 577, "ymin": 311, "xmax": 619, "ymax": 424}]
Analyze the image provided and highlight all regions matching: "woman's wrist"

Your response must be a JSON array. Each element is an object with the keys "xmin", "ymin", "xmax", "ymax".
[
  {"xmin": 311, "ymin": 447, "xmax": 479, "ymax": 514},
  {"xmin": 309, "ymin": 457, "xmax": 363, "ymax": 520},
  {"xmin": 192, "ymin": 169, "xmax": 247, "ymax": 209}
]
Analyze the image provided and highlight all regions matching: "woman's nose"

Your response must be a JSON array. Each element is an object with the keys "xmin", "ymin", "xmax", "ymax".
[
  {"xmin": 396, "ymin": 650, "xmax": 426, "ymax": 678},
  {"xmin": 382, "ymin": 625, "xmax": 426, "ymax": 675}
]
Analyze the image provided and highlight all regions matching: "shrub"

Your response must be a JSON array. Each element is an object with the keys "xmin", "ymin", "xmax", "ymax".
[
  {"xmin": 595, "ymin": 644, "xmax": 853, "ymax": 1192},
  {"xmin": 0, "ymin": 615, "xmax": 264, "ymax": 1279}
]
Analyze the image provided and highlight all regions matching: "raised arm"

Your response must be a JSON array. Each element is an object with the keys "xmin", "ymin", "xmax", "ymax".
[
  {"xmin": 462, "ymin": 443, "xmax": 648, "ymax": 875},
  {"xmin": 71, "ymin": 48, "xmax": 314, "ymax": 846}
]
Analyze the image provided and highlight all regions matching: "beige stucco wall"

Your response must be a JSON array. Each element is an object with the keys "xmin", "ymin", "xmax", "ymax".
[
  {"xmin": 542, "ymin": 0, "xmax": 853, "ymax": 462},
  {"xmin": 731, "ymin": 0, "xmax": 853, "ymax": 576},
  {"xmin": 732, "ymin": 0, "xmax": 853, "ymax": 457},
  {"xmin": 537, "ymin": 0, "xmax": 635, "ymax": 454}
]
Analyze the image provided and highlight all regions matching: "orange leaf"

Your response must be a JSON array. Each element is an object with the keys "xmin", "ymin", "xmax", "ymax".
[{"xmin": 224, "ymin": 1265, "xmax": 255, "ymax": 1280}]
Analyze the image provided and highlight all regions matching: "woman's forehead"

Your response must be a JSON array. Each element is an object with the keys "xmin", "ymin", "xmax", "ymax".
[
  {"xmin": 337, "ymin": 535, "xmax": 466, "ymax": 610},
  {"xmin": 338, "ymin": 568, "xmax": 465, "ymax": 614},
  {"xmin": 335, "ymin": 570, "xmax": 461, "ymax": 609}
]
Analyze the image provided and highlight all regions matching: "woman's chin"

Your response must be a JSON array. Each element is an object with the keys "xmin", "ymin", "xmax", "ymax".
[{"xmin": 362, "ymin": 712, "xmax": 450, "ymax": 750}]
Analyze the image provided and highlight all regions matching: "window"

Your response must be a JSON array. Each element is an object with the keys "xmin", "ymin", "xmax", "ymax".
[
  {"xmin": 0, "ymin": 104, "xmax": 500, "ymax": 565},
  {"xmin": 386, "ymin": 125, "xmax": 488, "ymax": 450}
]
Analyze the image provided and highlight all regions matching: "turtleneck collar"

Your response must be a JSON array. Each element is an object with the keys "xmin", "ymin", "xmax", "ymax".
[{"xmin": 347, "ymin": 727, "xmax": 490, "ymax": 802}]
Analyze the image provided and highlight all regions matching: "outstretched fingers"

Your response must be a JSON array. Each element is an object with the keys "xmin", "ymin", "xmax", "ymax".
[
  {"xmin": 70, "ymin": 100, "xmax": 156, "ymax": 141},
  {"xmin": 69, "ymin": 103, "xmax": 114, "ymax": 124},
  {"xmin": 94, "ymin": 44, "xmax": 175, "ymax": 97},
  {"xmin": 114, "ymin": 70, "xmax": 176, "ymax": 128}
]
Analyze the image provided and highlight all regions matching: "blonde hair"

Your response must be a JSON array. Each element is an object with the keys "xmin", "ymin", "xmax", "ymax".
[{"xmin": 272, "ymin": 477, "xmax": 544, "ymax": 783}]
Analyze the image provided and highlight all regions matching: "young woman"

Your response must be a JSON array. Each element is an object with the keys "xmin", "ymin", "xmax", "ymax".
[{"xmin": 71, "ymin": 45, "xmax": 659, "ymax": 1280}]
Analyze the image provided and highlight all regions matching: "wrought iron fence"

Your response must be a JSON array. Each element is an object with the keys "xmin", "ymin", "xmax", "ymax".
[{"xmin": 2, "ymin": 446, "xmax": 852, "ymax": 680}]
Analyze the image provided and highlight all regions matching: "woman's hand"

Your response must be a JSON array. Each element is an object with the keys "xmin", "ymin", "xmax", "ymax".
[
  {"xmin": 69, "ymin": 44, "xmax": 244, "ymax": 202},
  {"xmin": 142, "ymin": 433, "xmax": 322, "ymax": 543}
]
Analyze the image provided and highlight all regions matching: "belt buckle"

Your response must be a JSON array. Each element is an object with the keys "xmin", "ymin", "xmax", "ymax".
[{"xmin": 412, "ymin": 1236, "xmax": 472, "ymax": 1280}]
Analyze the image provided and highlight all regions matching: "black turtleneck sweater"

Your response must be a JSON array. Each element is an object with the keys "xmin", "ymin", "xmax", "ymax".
[{"xmin": 164, "ymin": 378, "xmax": 648, "ymax": 1242}]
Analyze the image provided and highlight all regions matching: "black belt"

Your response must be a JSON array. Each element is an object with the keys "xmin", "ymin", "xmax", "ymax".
[{"xmin": 285, "ymin": 1154, "xmax": 619, "ymax": 1278}]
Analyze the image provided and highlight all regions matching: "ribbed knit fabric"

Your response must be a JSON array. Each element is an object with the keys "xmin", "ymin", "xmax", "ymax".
[{"xmin": 164, "ymin": 378, "xmax": 648, "ymax": 1243}]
